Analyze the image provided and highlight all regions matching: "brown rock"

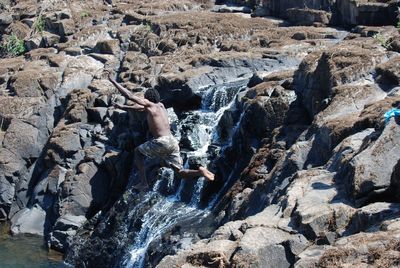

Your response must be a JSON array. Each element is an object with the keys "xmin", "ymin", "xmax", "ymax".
[
  {"xmin": 286, "ymin": 8, "xmax": 332, "ymax": 26},
  {"xmin": 376, "ymin": 56, "xmax": 400, "ymax": 86},
  {"xmin": 64, "ymin": 89, "xmax": 96, "ymax": 124},
  {"xmin": 94, "ymin": 39, "xmax": 120, "ymax": 55},
  {"xmin": 5, "ymin": 21, "xmax": 30, "ymax": 39},
  {"xmin": 8, "ymin": 70, "xmax": 43, "ymax": 97},
  {"xmin": 0, "ymin": 96, "xmax": 46, "ymax": 121}
]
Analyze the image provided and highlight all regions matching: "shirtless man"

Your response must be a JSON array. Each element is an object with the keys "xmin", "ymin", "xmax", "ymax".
[{"xmin": 109, "ymin": 76, "xmax": 215, "ymax": 190}]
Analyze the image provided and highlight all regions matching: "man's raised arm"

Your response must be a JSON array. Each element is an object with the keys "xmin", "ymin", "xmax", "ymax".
[
  {"xmin": 114, "ymin": 103, "xmax": 145, "ymax": 111},
  {"xmin": 109, "ymin": 75, "xmax": 151, "ymax": 107}
]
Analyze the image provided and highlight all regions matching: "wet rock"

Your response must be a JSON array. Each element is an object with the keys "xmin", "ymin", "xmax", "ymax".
[
  {"xmin": 50, "ymin": 214, "xmax": 87, "ymax": 251},
  {"xmin": 212, "ymin": 4, "xmax": 252, "ymax": 14},
  {"xmin": 1, "ymin": 1, "xmax": 400, "ymax": 267}
]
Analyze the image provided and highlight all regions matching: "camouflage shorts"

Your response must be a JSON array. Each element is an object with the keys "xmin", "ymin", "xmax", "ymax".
[{"xmin": 137, "ymin": 135, "xmax": 183, "ymax": 170}]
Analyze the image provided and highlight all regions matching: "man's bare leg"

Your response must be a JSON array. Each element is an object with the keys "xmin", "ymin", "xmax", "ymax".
[
  {"xmin": 173, "ymin": 165, "xmax": 215, "ymax": 181},
  {"xmin": 133, "ymin": 148, "xmax": 149, "ymax": 190}
]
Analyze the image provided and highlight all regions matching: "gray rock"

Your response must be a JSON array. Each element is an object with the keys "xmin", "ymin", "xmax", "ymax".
[
  {"xmin": 347, "ymin": 202, "xmax": 400, "ymax": 234},
  {"xmin": 47, "ymin": 123, "xmax": 82, "ymax": 163},
  {"xmin": 0, "ymin": 176, "xmax": 15, "ymax": 219},
  {"xmin": 294, "ymin": 44, "xmax": 386, "ymax": 118},
  {"xmin": 10, "ymin": 204, "xmax": 46, "ymax": 235},
  {"xmin": 57, "ymin": 19, "xmax": 75, "ymax": 36},
  {"xmin": 348, "ymin": 120, "xmax": 400, "ymax": 204},
  {"xmin": 295, "ymin": 245, "xmax": 329, "ymax": 268},
  {"xmin": 25, "ymin": 34, "xmax": 43, "ymax": 51},
  {"xmin": 230, "ymin": 227, "xmax": 293, "ymax": 268},
  {"xmin": 3, "ymin": 119, "xmax": 41, "ymax": 159},
  {"xmin": 157, "ymin": 239, "xmax": 237, "ymax": 268},
  {"xmin": 0, "ymin": 12, "xmax": 12, "ymax": 25},
  {"xmin": 42, "ymin": 31, "xmax": 61, "ymax": 47},
  {"xmin": 327, "ymin": 128, "xmax": 375, "ymax": 173},
  {"xmin": 0, "ymin": 148, "xmax": 25, "ymax": 178},
  {"xmin": 284, "ymin": 169, "xmax": 356, "ymax": 239},
  {"xmin": 87, "ymin": 107, "xmax": 108, "ymax": 123},
  {"xmin": 60, "ymin": 56, "xmax": 104, "ymax": 95},
  {"xmin": 286, "ymin": 8, "xmax": 332, "ymax": 26},
  {"xmin": 94, "ymin": 39, "xmax": 120, "ymax": 55},
  {"xmin": 50, "ymin": 214, "xmax": 86, "ymax": 251}
]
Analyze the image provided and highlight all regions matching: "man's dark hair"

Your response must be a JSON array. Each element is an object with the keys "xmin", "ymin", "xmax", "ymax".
[{"xmin": 144, "ymin": 89, "xmax": 160, "ymax": 103}]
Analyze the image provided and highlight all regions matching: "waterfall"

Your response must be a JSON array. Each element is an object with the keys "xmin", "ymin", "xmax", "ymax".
[{"xmin": 123, "ymin": 81, "xmax": 247, "ymax": 268}]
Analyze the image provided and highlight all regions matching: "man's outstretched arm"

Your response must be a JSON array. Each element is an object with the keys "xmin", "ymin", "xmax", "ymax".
[
  {"xmin": 109, "ymin": 75, "xmax": 151, "ymax": 107},
  {"xmin": 114, "ymin": 103, "xmax": 145, "ymax": 111}
]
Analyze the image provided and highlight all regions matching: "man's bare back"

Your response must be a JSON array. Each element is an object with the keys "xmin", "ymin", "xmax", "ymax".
[{"xmin": 145, "ymin": 103, "xmax": 171, "ymax": 138}]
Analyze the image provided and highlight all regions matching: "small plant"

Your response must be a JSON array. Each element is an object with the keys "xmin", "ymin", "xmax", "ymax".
[
  {"xmin": 397, "ymin": 18, "xmax": 400, "ymax": 31},
  {"xmin": 373, "ymin": 33, "xmax": 391, "ymax": 49},
  {"xmin": 80, "ymin": 11, "xmax": 91, "ymax": 18},
  {"xmin": 0, "ymin": 34, "xmax": 26, "ymax": 56},
  {"xmin": 144, "ymin": 22, "xmax": 153, "ymax": 33},
  {"xmin": 33, "ymin": 15, "xmax": 45, "ymax": 33}
]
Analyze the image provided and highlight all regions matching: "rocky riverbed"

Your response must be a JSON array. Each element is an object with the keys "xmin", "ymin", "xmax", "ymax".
[{"xmin": 1, "ymin": 0, "xmax": 400, "ymax": 267}]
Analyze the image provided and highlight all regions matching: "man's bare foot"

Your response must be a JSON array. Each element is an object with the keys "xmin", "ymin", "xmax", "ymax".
[
  {"xmin": 132, "ymin": 182, "xmax": 149, "ymax": 191},
  {"xmin": 199, "ymin": 166, "xmax": 215, "ymax": 181}
]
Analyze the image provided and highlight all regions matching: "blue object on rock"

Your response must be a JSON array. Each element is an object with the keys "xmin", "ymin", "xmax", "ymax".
[{"xmin": 384, "ymin": 108, "xmax": 400, "ymax": 124}]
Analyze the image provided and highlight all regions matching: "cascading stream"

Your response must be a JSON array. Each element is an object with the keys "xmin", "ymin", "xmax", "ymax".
[{"xmin": 123, "ymin": 81, "xmax": 247, "ymax": 268}]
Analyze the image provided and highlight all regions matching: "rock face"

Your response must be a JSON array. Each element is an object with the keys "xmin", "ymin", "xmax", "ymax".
[
  {"xmin": 228, "ymin": 0, "xmax": 400, "ymax": 27},
  {"xmin": 1, "ymin": 0, "xmax": 400, "ymax": 268}
]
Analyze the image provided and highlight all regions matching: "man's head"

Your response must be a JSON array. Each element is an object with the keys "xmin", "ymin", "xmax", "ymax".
[{"xmin": 144, "ymin": 89, "xmax": 161, "ymax": 103}]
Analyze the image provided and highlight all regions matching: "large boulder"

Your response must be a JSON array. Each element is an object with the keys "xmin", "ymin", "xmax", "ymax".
[
  {"xmin": 294, "ymin": 41, "xmax": 387, "ymax": 118},
  {"xmin": 2, "ymin": 118, "xmax": 42, "ymax": 159},
  {"xmin": 10, "ymin": 204, "xmax": 46, "ymax": 235},
  {"xmin": 60, "ymin": 56, "xmax": 104, "ymax": 95},
  {"xmin": 347, "ymin": 119, "xmax": 400, "ymax": 205}
]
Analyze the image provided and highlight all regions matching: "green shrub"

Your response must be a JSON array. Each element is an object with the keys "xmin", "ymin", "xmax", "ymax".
[
  {"xmin": 33, "ymin": 15, "xmax": 45, "ymax": 33},
  {"xmin": 1, "ymin": 34, "xmax": 26, "ymax": 56},
  {"xmin": 373, "ymin": 33, "xmax": 391, "ymax": 49},
  {"xmin": 80, "ymin": 11, "xmax": 91, "ymax": 18},
  {"xmin": 144, "ymin": 22, "xmax": 153, "ymax": 33}
]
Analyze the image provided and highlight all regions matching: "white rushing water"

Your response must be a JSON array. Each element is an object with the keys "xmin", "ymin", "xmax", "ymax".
[{"xmin": 124, "ymin": 81, "xmax": 247, "ymax": 268}]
